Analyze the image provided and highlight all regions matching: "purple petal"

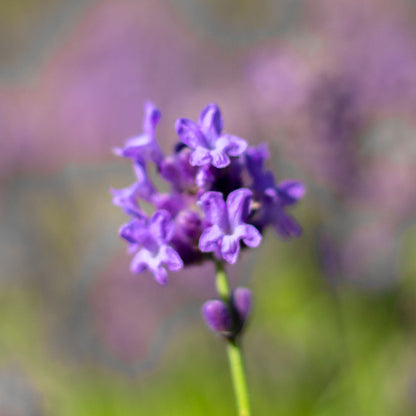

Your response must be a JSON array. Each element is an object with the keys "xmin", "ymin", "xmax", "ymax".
[
  {"xmin": 277, "ymin": 180, "xmax": 305, "ymax": 205},
  {"xmin": 189, "ymin": 146, "xmax": 212, "ymax": 166},
  {"xmin": 195, "ymin": 166, "xmax": 214, "ymax": 189},
  {"xmin": 159, "ymin": 148, "xmax": 197, "ymax": 191},
  {"xmin": 127, "ymin": 242, "xmax": 140, "ymax": 254},
  {"xmin": 152, "ymin": 193, "xmax": 184, "ymax": 217},
  {"xmin": 199, "ymin": 225, "xmax": 224, "ymax": 253},
  {"xmin": 234, "ymin": 224, "xmax": 262, "ymax": 248},
  {"xmin": 114, "ymin": 134, "xmax": 151, "ymax": 159},
  {"xmin": 198, "ymin": 103, "xmax": 223, "ymax": 142},
  {"xmin": 130, "ymin": 248, "xmax": 169, "ymax": 285},
  {"xmin": 149, "ymin": 210, "xmax": 175, "ymax": 243},
  {"xmin": 219, "ymin": 134, "xmax": 248, "ymax": 157},
  {"xmin": 273, "ymin": 212, "xmax": 302, "ymax": 239},
  {"xmin": 130, "ymin": 248, "xmax": 151, "ymax": 274},
  {"xmin": 115, "ymin": 134, "xmax": 163, "ymax": 166},
  {"xmin": 119, "ymin": 219, "xmax": 148, "ymax": 244},
  {"xmin": 221, "ymin": 234, "xmax": 241, "ymax": 264},
  {"xmin": 264, "ymin": 187, "xmax": 278, "ymax": 202},
  {"xmin": 202, "ymin": 300, "xmax": 232, "ymax": 333},
  {"xmin": 175, "ymin": 118, "xmax": 207, "ymax": 149},
  {"xmin": 226, "ymin": 188, "xmax": 253, "ymax": 228},
  {"xmin": 159, "ymin": 245, "xmax": 184, "ymax": 271},
  {"xmin": 246, "ymin": 144, "xmax": 270, "ymax": 177},
  {"xmin": 175, "ymin": 210, "xmax": 203, "ymax": 241},
  {"xmin": 111, "ymin": 183, "xmax": 143, "ymax": 217},
  {"xmin": 133, "ymin": 163, "xmax": 157, "ymax": 201},
  {"xmin": 143, "ymin": 101, "xmax": 161, "ymax": 134},
  {"xmin": 232, "ymin": 287, "xmax": 252, "ymax": 323},
  {"xmin": 198, "ymin": 191, "xmax": 229, "ymax": 231},
  {"xmin": 152, "ymin": 266, "xmax": 168, "ymax": 285},
  {"xmin": 210, "ymin": 149, "xmax": 231, "ymax": 168}
]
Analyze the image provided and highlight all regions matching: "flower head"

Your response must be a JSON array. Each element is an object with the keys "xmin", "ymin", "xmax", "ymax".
[{"xmin": 111, "ymin": 102, "xmax": 304, "ymax": 284}]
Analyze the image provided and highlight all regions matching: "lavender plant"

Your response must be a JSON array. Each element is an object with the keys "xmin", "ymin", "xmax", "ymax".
[{"xmin": 111, "ymin": 102, "xmax": 304, "ymax": 415}]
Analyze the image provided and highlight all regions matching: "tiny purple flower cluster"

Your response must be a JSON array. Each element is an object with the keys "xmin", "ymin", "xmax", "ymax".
[{"xmin": 112, "ymin": 102, "xmax": 304, "ymax": 284}]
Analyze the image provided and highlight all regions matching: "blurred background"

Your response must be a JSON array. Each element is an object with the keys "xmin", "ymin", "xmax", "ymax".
[{"xmin": 1, "ymin": 0, "xmax": 416, "ymax": 414}]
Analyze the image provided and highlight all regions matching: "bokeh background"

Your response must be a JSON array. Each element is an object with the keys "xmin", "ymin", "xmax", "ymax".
[{"xmin": 1, "ymin": 0, "xmax": 416, "ymax": 414}]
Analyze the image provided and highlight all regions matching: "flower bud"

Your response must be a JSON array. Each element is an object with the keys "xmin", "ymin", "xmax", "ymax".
[
  {"xmin": 201, "ymin": 300, "xmax": 232, "ymax": 334},
  {"xmin": 231, "ymin": 287, "xmax": 252, "ymax": 326}
]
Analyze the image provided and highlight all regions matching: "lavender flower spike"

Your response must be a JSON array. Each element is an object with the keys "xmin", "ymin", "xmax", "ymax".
[
  {"xmin": 121, "ymin": 210, "xmax": 183, "ymax": 284},
  {"xmin": 175, "ymin": 103, "xmax": 247, "ymax": 169},
  {"xmin": 198, "ymin": 188, "xmax": 262, "ymax": 264},
  {"xmin": 114, "ymin": 101, "xmax": 164, "ymax": 165}
]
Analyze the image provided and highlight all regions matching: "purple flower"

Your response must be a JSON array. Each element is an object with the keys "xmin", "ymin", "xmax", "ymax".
[
  {"xmin": 120, "ymin": 210, "xmax": 183, "ymax": 284},
  {"xmin": 111, "ymin": 182, "xmax": 144, "ymax": 218},
  {"xmin": 246, "ymin": 145, "xmax": 305, "ymax": 239},
  {"xmin": 159, "ymin": 147, "xmax": 198, "ymax": 193},
  {"xmin": 111, "ymin": 161, "xmax": 157, "ymax": 216},
  {"xmin": 245, "ymin": 143, "xmax": 270, "ymax": 179},
  {"xmin": 175, "ymin": 103, "xmax": 247, "ymax": 169},
  {"xmin": 114, "ymin": 102, "xmax": 164, "ymax": 165},
  {"xmin": 258, "ymin": 178, "xmax": 304, "ymax": 239},
  {"xmin": 198, "ymin": 188, "xmax": 262, "ymax": 264},
  {"xmin": 112, "ymin": 102, "xmax": 304, "ymax": 283}
]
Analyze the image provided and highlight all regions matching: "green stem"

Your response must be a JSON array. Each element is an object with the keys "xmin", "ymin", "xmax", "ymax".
[
  {"xmin": 215, "ymin": 260, "xmax": 231, "ymax": 303},
  {"xmin": 227, "ymin": 340, "xmax": 251, "ymax": 416},
  {"xmin": 215, "ymin": 261, "xmax": 251, "ymax": 416}
]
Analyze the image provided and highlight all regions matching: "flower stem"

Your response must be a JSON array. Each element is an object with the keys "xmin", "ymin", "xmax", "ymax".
[{"xmin": 215, "ymin": 261, "xmax": 251, "ymax": 416}]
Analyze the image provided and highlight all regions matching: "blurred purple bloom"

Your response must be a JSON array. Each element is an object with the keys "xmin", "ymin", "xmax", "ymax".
[
  {"xmin": 198, "ymin": 189, "xmax": 262, "ymax": 264},
  {"xmin": 120, "ymin": 210, "xmax": 183, "ymax": 284},
  {"xmin": 114, "ymin": 102, "xmax": 164, "ymax": 165},
  {"xmin": 175, "ymin": 104, "xmax": 247, "ymax": 168}
]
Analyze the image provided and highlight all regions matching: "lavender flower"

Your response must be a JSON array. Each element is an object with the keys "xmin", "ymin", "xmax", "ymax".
[
  {"xmin": 111, "ymin": 101, "xmax": 304, "ymax": 413},
  {"xmin": 119, "ymin": 210, "xmax": 183, "ymax": 285},
  {"xmin": 246, "ymin": 145, "xmax": 305, "ymax": 238},
  {"xmin": 175, "ymin": 103, "xmax": 247, "ymax": 168},
  {"xmin": 112, "ymin": 102, "xmax": 303, "ymax": 283},
  {"xmin": 114, "ymin": 101, "xmax": 164, "ymax": 166},
  {"xmin": 198, "ymin": 189, "xmax": 262, "ymax": 264},
  {"xmin": 111, "ymin": 162, "xmax": 156, "ymax": 217}
]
